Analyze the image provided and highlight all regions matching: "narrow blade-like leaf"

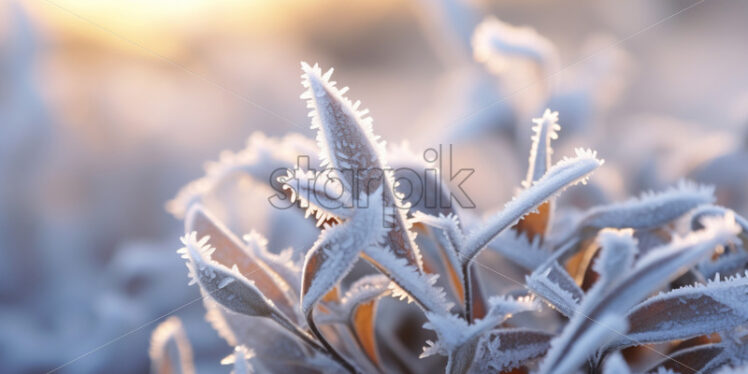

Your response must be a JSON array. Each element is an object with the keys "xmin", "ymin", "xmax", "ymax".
[{"xmin": 462, "ymin": 148, "xmax": 603, "ymax": 264}]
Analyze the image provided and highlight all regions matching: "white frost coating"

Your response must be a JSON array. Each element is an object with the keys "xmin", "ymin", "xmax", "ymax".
[
  {"xmin": 699, "ymin": 250, "xmax": 748, "ymax": 280},
  {"xmin": 178, "ymin": 232, "xmax": 278, "ymax": 318},
  {"xmin": 489, "ymin": 230, "xmax": 552, "ymax": 270},
  {"xmin": 421, "ymin": 296, "xmax": 538, "ymax": 357},
  {"xmin": 602, "ymin": 352, "xmax": 631, "ymax": 374},
  {"xmin": 599, "ymin": 213, "xmax": 740, "ymax": 316},
  {"xmin": 421, "ymin": 295, "xmax": 538, "ymax": 373},
  {"xmin": 539, "ymin": 313, "xmax": 628, "ymax": 374},
  {"xmin": 462, "ymin": 148, "xmax": 603, "ymax": 264},
  {"xmin": 716, "ymin": 364, "xmax": 748, "ymax": 374},
  {"xmin": 540, "ymin": 215, "xmax": 739, "ymax": 373},
  {"xmin": 471, "ymin": 328, "xmax": 552, "ymax": 373},
  {"xmin": 317, "ymin": 274, "xmax": 392, "ymax": 325},
  {"xmin": 364, "ymin": 245, "xmax": 453, "ymax": 315},
  {"xmin": 300, "ymin": 61, "xmax": 425, "ymax": 274},
  {"xmin": 617, "ymin": 271, "xmax": 748, "ymax": 347},
  {"xmin": 301, "ymin": 188, "xmax": 386, "ymax": 316},
  {"xmin": 690, "ymin": 205, "xmax": 748, "ymax": 233},
  {"xmin": 279, "ymin": 167, "xmax": 353, "ymax": 225},
  {"xmin": 243, "ymin": 231, "xmax": 302, "ymax": 297},
  {"xmin": 220, "ymin": 346, "xmax": 256, "ymax": 374},
  {"xmin": 340, "ymin": 274, "xmax": 391, "ymax": 309},
  {"xmin": 524, "ymin": 109, "xmax": 561, "ymax": 188},
  {"xmin": 526, "ymin": 261, "xmax": 583, "ymax": 317},
  {"xmin": 593, "ymin": 229, "xmax": 638, "ymax": 288},
  {"xmin": 472, "ymin": 17, "xmax": 559, "ymax": 75},
  {"xmin": 580, "ymin": 180, "xmax": 715, "ymax": 230},
  {"xmin": 167, "ymin": 132, "xmax": 318, "ymax": 219},
  {"xmin": 412, "ymin": 211, "xmax": 465, "ymax": 254},
  {"xmin": 300, "ymin": 62, "xmax": 387, "ymax": 195}
]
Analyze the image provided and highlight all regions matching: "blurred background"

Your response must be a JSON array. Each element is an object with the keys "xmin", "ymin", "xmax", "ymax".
[{"xmin": 1, "ymin": 0, "xmax": 747, "ymax": 372}]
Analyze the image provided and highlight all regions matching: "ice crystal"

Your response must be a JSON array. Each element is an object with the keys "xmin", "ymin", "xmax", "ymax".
[{"xmin": 159, "ymin": 59, "xmax": 748, "ymax": 374}]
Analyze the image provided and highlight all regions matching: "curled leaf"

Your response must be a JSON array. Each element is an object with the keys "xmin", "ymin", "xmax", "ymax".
[
  {"xmin": 472, "ymin": 17, "xmax": 559, "ymax": 76},
  {"xmin": 149, "ymin": 316, "xmax": 195, "ymax": 374},
  {"xmin": 526, "ymin": 261, "xmax": 583, "ymax": 317},
  {"xmin": 167, "ymin": 132, "xmax": 318, "ymax": 218}
]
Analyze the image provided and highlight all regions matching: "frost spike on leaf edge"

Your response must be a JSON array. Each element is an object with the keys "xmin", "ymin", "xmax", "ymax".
[
  {"xmin": 524, "ymin": 108, "xmax": 560, "ymax": 188},
  {"xmin": 185, "ymin": 205, "xmax": 297, "ymax": 320}
]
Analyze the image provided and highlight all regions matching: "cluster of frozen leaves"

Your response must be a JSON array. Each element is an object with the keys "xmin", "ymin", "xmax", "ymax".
[{"xmin": 150, "ymin": 57, "xmax": 748, "ymax": 374}]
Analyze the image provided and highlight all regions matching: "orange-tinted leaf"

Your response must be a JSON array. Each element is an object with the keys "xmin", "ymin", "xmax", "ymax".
[
  {"xmin": 185, "ymin": 205, "xmax": 295, "ymax": 319},
  {"xmin": 351, "ymin": 300, "xmax": 381, "ymax": 367},
  {"xmin": 514, "ymin": 201, "xmax": 552, "ymax": 241}
]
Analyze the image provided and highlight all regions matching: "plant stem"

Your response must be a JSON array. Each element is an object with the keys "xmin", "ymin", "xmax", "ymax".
[
  {"xmin": 462, "ymin": 263, "xmax": 473, "ymax": 324},
  {"xmin": 306, "ymin": 312, "xmax": 360, "ymax": 374},
  {"xmin": 273, "ymin": 312, "xmax": 357, "ymax": 373}
]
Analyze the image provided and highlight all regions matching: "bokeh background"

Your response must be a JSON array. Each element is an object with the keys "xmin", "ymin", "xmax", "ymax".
[{"xmin": 2, "ymin": 0, "xmax": 747, "ymax": 373}]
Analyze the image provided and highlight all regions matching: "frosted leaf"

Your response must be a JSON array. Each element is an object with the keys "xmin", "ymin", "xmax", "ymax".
[
  {"xmin": 421, "ymin": 296, "xmax": 538, "ymax": 373},
  {"xmin": 412, "ymin": 212, "xmax": 470, "ymax": 310},
  {"xmin": 593, "ymin": 229, "xmax": 638, "ymax": 288},
  {"xmin": 300, "ymin": 62, "xmax": 386, "ymax": 197},
  {"xmin": 167, "ymin": 132, "xmax": 319, "ymax": 219},
  {"xmin": 579, "ymin": 180, "xmax": 714, "ymax": 230},
  {"xmin": 149, "ymin": 316, "xmax": 195, "ymax": 374},
  {"xmin": 698, "ymin": 250, "xmax": 748, "ymax": 280},
  {"xmin": 337, "ymin": 275, "xmax": 391, "ymax": 368},
  {"xmin": 179, "ymin": 232, "xmax": 278, "ymax": 318},
  {"xmin": 243, "ymin": 231, "xmax": 302, "ymax": 298},
  {"xmin": 540, "ymin": 215, "xmax": 739, "ymax": 373},
  {"xmin": 514, "ymin": 200, "xmax": 553, "ymax": 243},
  {"xmin": 690, "ymin": 205, "xmax": 748, "ymax": 245},
  {"xmin": 538, "ymin": 313, "xmax": 628, "ymax": 374},
  {"xmin": 339, "ymin": 275, "xmax": 391, "ymax": 315},
  {"xmin": 488, "ymin": 230, "xmax": 553, "ymax": 270},
  {"xmin": 279, "ymin": 167, "xmax": 353, "ymax": 225},
  {"xmin": 462, "ymin": 148, "xmax": 603, "ymax": 264},
  {"xmin": 472, "ymin": 17, "xmax": 558, "ymax": 76},
  {"xmin": 412, "ymin": 212, "xmax": 465, "ymax": 256},
  {"xmin": 602, "ymin": 352, "xmax": 631, "ymax": 374},
  {"xmin": 388, "ymin": 142, "xmax": 455, "ymax": 217},
  {"xmin": 364, "ymin": 245, "xmax": 453, "ymax": 314},
  {"xmin": 526, "ymin": 261, "xmax": 583, "ymax": 317},
  {"xmin": 470, "ymin": 328, "xmax": 553, "ymax": 373},
  {"xmin": 594, "ymin": 213, "xmax": 740, "ymax": 318},
  {"xmin": 316, "ymin": 274, "xmax": 391, "ymax": 325},
  {"xmin": 220, "ymin": 346, "xmax": 256, "ymax": 374},
  {"xmin": 647, "ymin": 342, "xmax": 729, "ymax": 374},
  {"xmin": 185, "ymin": 205, "xmax": 297, "ymax": 320},
  {"xmin": 202, "ymin": 298, "xmax": 310, "ymax": 367},
  {"xmin": 614, "ymin": 271, "xmax": 748, "ymax": 348},
  {"xmin": 716, "ymin": 364, "xmax": 748, "ymax": 374},
  {"xmin": 524, "ymin": 109, "xmax": 561, "ymax": 188},
  {"xmin": 300, "ymin": 188, "xmax": 387, "ymax": 316},
  {"xmin": 301, "ymin": 63, "xmax": 424, "ymax": 272}
]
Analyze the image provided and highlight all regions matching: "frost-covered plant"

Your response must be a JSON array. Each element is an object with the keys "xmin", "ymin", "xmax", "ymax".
[{"xmin": 154, "ymin": 60, "xmax": 748, "ymax": 374}]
